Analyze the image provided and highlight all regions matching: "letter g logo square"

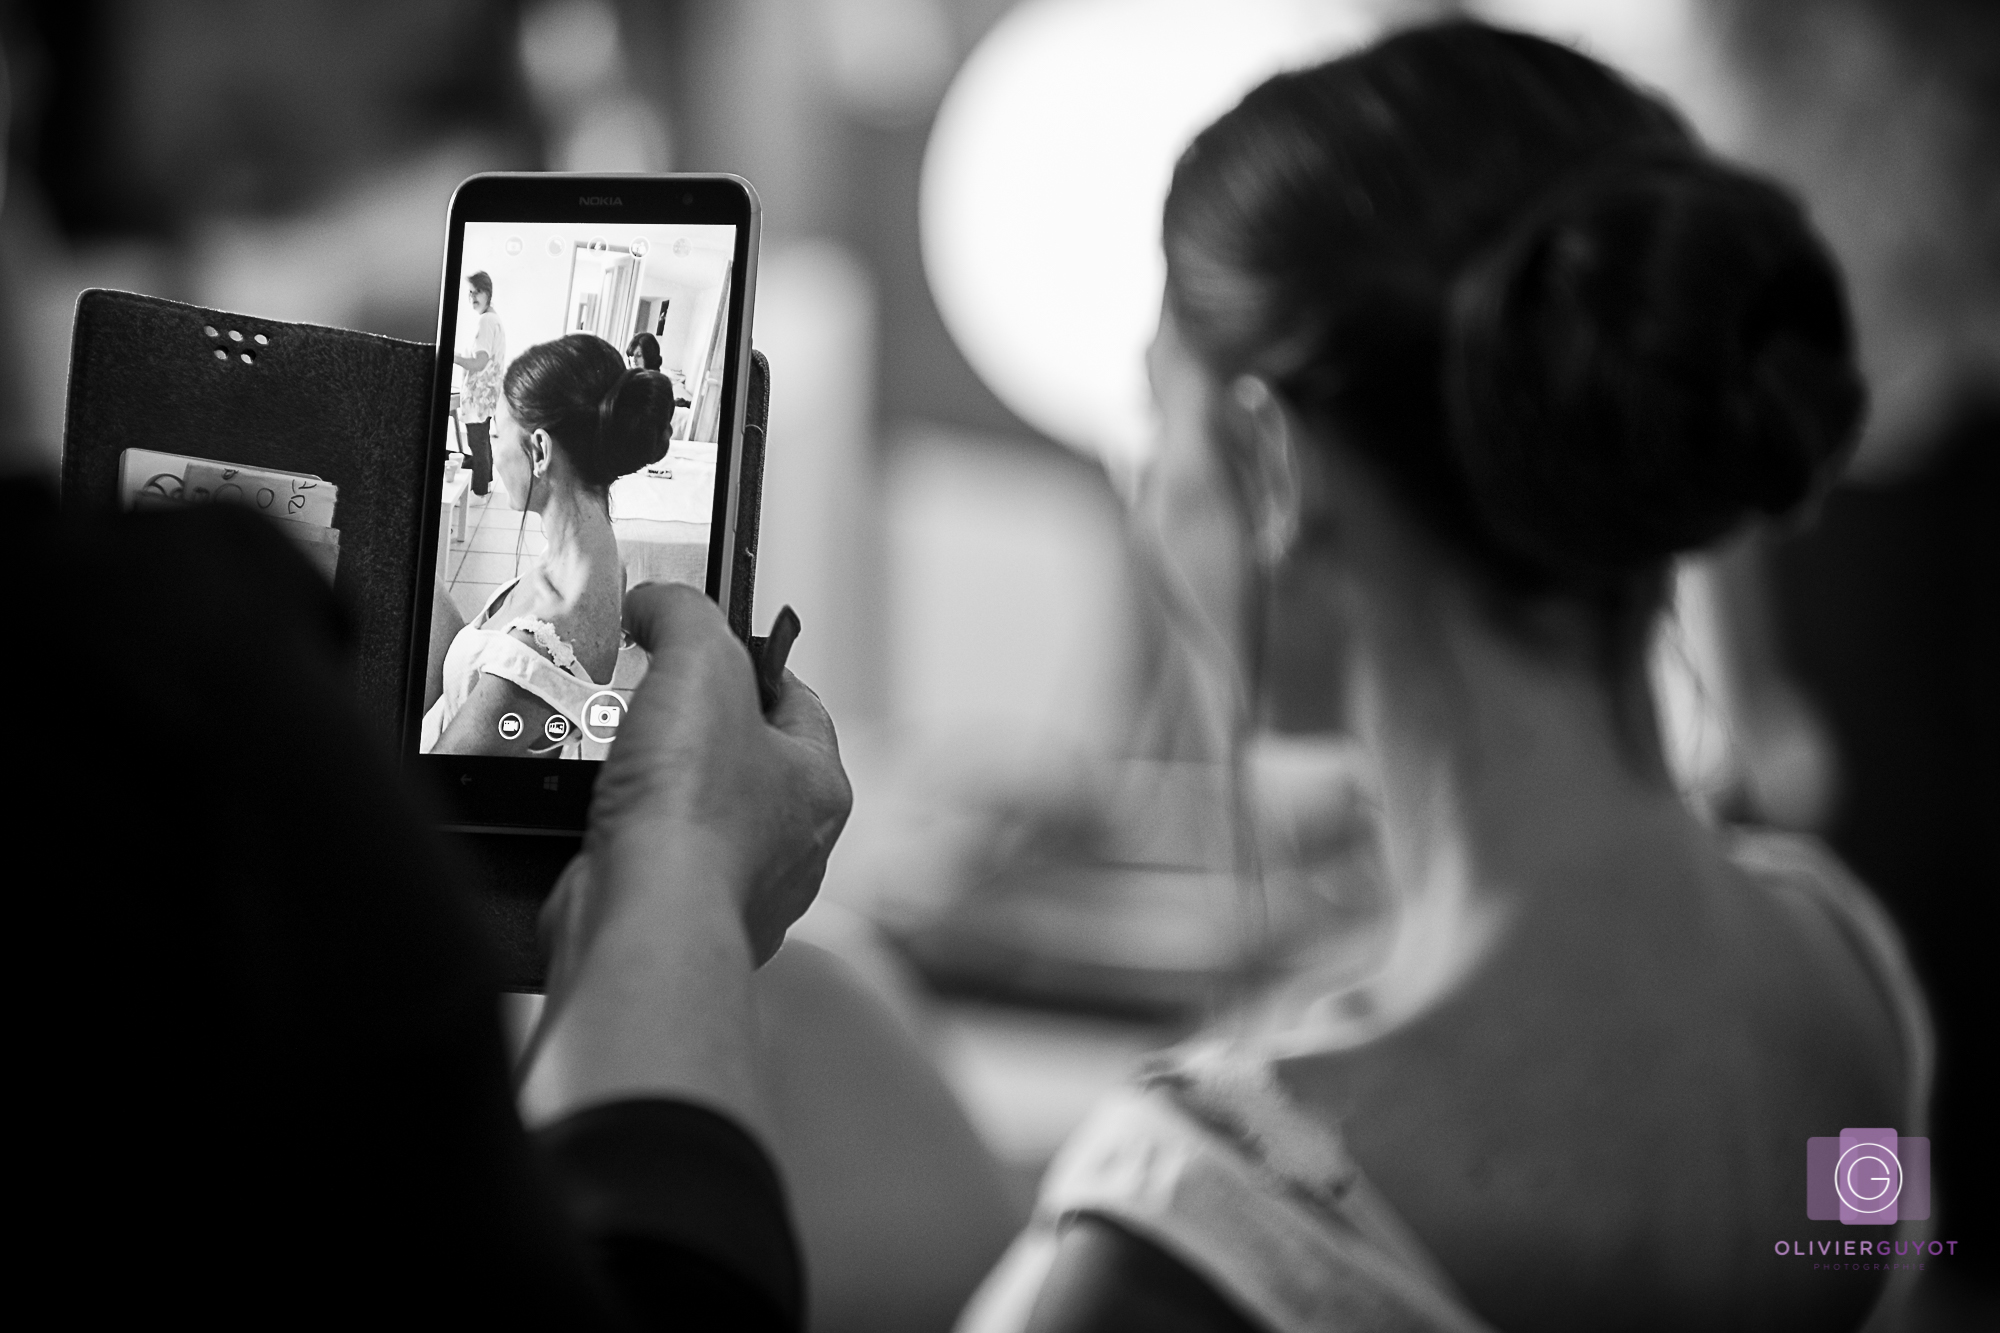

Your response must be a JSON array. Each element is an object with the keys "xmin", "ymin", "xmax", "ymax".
[{"xmin": 1807, "ymin": 1129, "xmax": 1930, "ymax": 1224}]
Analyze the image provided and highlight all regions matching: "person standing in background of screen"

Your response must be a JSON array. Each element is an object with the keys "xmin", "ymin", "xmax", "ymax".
[
  {"xmin": 628, "ymin": 331, "xmax": 694, "ymax": 436},
  {"xmin": 625, "ymin": 331, "xmax": 662, "ymax": 371},
  {"xmin": 454, "ymin": 271, "xmax": 505, "ymax": 497}
]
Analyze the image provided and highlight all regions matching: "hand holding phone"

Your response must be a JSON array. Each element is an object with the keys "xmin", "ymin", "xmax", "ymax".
[{"xmin": 571, "ymin": 585, "xmax": 849, "ymax": 964}]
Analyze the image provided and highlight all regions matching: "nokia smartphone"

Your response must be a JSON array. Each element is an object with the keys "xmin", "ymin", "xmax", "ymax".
[{"xmin": 405, "ymin": 173, "xmax": 761, "ymax": 831}]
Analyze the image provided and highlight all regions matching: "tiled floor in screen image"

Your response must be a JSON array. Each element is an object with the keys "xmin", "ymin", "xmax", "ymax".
[{"xmin": 443, "ymin": 481, "xmax": 547, "ymax": 623}]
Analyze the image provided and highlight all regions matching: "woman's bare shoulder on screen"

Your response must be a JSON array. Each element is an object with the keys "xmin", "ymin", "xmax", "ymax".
[{"xmin": 500, "ymin": 567, "xmax": 621, "ymax": 679}]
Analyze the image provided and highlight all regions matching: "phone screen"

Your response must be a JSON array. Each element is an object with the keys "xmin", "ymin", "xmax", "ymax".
[{"xmin": 418, "ymin": 217, "xmax": 741, "ymax": 763}]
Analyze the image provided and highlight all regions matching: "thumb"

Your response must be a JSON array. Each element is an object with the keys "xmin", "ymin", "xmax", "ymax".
[{"xmin": 621, "ymin": 581, "xmax": 728, "ymax": 659}]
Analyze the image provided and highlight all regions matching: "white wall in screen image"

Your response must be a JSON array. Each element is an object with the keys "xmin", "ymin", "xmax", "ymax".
[{"xmin": 455, "ymin": 223, "xmax": 737, "ymax": 441}]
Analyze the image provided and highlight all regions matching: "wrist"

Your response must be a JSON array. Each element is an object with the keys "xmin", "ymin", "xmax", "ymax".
[
  {"xmin": 522, "ymin": 833, "xmax": 762, "ymax": 1132},
  {"xmin": 589, "ymin": 821, "xmax": 754, "ymax": 937}
]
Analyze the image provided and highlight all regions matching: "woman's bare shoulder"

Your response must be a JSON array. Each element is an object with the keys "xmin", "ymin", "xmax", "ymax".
[
  {"xmin": 1312, "ymin": 835, "xmax": 1901, "ymax": 1074},
  {"xmin": 499, "ymin": 566, "xmax": 623, "ymax": 677},
  {"xmin": 1278, "ymin": 849, "xmax": 1906, "ymax": 1160},
  {"xmin": 1267, "ymin": 849, "xmax": 1907, "ymax": 1328},
  {"xmin": 511, "ymin": 566, "xmax": 575, "ymax": 620}
]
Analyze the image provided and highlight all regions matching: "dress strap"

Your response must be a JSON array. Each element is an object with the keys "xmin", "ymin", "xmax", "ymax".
[
  {"xmin": 1025, "ymin": 1086, "xmax": 1498, "ymax": 1333},
  {"xmin": 502, "ymin": 616, "xmax": 584, "ymax": 677},
  {"xmin": 473, "ymin": 578, "xmax": 520, "ymax": 626},
  {"xmin": 1143, "ymin": 1043, "xmax": 1474, "ymax": 1304}
]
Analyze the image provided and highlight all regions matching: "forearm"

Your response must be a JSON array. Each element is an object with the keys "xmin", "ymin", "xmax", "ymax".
[
  {"xmin": 519, "ymin": 829, "xmax": 766, "ymax": 1140},
  {"xmin": 433, "ymin": 676, "xmax": 559, "ymax": 756}
]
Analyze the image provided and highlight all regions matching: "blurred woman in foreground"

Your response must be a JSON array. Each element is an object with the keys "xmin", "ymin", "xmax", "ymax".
[{"xmin": 954, "ymin": 22, "xmax": 1927, "ymax": 1333}]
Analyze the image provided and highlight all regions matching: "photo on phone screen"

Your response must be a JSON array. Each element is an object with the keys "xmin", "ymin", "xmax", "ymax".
[{"xmin": 418, "ymin": 217, "xmax": 741, "ymax": 762}]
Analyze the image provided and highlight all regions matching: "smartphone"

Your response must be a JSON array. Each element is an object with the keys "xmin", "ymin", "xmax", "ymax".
[{"xmin": 404, "ymin": 173, "xmax": 761, "ymax": 832}]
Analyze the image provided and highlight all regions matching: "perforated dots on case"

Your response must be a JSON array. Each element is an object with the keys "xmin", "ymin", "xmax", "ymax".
[{"xmin": 206, "ymin": 322, "xmax": 265, "ymax": 366}]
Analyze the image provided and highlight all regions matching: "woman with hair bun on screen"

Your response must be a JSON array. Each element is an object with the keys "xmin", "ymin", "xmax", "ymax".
[
  {"xmin": 944, "ymin": 21, "xmax": 1929, "ymax": 1333},
  {"xmin": 423, "ymin": 333, "xmax": 679, "ymax": 758}
]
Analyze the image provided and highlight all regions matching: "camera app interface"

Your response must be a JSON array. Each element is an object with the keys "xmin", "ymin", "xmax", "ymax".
[{"xmin": 419, "ymin": 219, "xmax": 738, "ymax": 760}]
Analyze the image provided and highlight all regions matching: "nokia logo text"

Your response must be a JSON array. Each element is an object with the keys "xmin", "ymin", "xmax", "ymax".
[{"xmin": 579, "ymin": 196, "xmax": 623, "ymax": 206}]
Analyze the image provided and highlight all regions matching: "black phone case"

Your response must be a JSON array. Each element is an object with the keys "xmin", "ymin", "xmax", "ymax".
[{"xmin": 61, "ymin": 289, "xmax": 770, "ymax": 985}]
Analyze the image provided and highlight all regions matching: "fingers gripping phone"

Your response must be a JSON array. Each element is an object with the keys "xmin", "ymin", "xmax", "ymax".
[{"xmin": 404, "ymin": 173, "xmax": 761, "ymax": 832}]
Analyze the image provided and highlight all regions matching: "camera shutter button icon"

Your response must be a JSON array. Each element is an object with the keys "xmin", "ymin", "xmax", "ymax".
[{"xmin": 581, "ymin": 690, "xmax": 627, "ymax": 744}]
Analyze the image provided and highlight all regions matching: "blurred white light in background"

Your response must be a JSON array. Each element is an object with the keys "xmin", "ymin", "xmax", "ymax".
[{"xmin": 921, "ymin": 0, "xmax": 1375, "ymax": 482}]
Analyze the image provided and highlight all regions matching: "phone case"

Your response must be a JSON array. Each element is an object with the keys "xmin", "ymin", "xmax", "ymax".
[
  {"xmin": 62, "ymin": 288, "xmax": 769, "ymax": 731},
  {"xmin": 61, "ymin": 290, "xmax": 770, "ymax": 986}
]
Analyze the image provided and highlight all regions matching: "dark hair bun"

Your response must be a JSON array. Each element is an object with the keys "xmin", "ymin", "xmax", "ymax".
[
  {"xmin": 594, "ymin": 367, "xmax": 676, "ymax": 480},
  {"xmin": 1446, "ymin": 155, "xmax": 1865, "ymax": 583},
  {"xmin": 504, "ymin": 334, "xmax": 674, "ymax": 488}
]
